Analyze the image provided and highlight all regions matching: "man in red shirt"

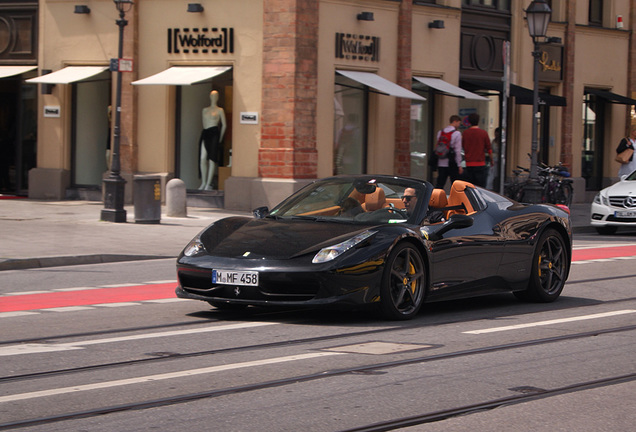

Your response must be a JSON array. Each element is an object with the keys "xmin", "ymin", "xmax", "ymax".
[{"xmin": 462, "ymin": 113, "xmax": 492, "ymax": 188}]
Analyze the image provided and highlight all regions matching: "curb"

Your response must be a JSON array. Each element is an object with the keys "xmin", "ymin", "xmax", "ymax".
[{"xmin": 0, "ymin": 254, "xmax": 171, "ymax": 271}]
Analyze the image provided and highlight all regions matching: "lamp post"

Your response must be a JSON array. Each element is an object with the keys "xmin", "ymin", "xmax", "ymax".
[
  {"xmin": 523, "ymin": 0, "xmax": 551, "ymax": 203},
  {"xmin": 101, "ymin": 0, "xmax": 134, "ymax": 223}
]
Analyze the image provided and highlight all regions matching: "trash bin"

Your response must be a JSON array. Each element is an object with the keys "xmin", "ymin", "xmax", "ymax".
[{"xmin": 133, "ymin": 175, "xmax": 161, "ymax": 224}]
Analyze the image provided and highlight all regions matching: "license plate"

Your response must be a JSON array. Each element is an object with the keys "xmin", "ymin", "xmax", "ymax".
[
  {"xmin": 212, "ymin": 270, "xmax": 259, "ymax": 286},
  {"xmin": 614, "ymin": 210, "xmax": 636, "ymax": 218}
]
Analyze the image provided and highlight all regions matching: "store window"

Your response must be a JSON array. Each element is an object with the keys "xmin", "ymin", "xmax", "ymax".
[
  {"xmin": 72, "ymin": 71, "xmax": 111, "ymax": 188},
  {"xmin": 334, "ymin": 74, "xmax": 367, "ymax": 175},
  {"xmin": 409, "ymin": 83, "xmax": 432, "ymax": 181},
  {"xmin": 176, "ymin": 69, "xmax": 233, "ymax": 190}
]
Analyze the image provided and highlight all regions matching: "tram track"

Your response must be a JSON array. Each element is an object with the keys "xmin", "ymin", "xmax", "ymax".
[{"xmin": 1, "ymin": 324, "xmax": 635, "ymax": 430}]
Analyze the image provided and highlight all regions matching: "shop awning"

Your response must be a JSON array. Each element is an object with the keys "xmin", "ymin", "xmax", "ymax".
[
  {"xmin": 585, "ymin": 88, "xmax": 636, "ymax": 105},
  {"xmin": 337, "ymin": 70, "xmax": 425, "ymax": 101},
  {"xmin": 413, "ymin": 77, "xmax": 489, "ymax": 101},
  {"xmin": 132, "ymin": 66, "xmax": 231, "ymax": 85},
  {"xmin": 460, "ymin": 79, "xmax": 567, "ymax": 106},
  {"xmin": 26, "ymin": 66, "xmax": 109, "ymax": 84},
  {"xmin": 0, "ymin": 66, "xmax": 37, "ymax": 79}
]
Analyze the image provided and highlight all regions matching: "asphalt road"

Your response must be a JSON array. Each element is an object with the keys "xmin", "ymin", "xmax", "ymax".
[{"xmin": 1, "ymin": 233, "xmax": 635, "ymax": 431}]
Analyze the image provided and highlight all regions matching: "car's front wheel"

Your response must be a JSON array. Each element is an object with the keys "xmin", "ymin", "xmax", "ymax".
[
  {"xmin": 515, "ymin": 229, "xmax": 568, "ymax": 302},
  {"xmin": 379, "ymin": 243, "xmax": 426, "ymax": 320}
]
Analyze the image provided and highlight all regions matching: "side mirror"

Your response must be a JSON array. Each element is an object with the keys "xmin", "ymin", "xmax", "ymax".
[
  {"xmin": 253, "ymin": 206, "xmax": 269, "ymax": 219},
  {"xmin": 426, "ymin": 214, "xmax": 473, "ymax": 241}
]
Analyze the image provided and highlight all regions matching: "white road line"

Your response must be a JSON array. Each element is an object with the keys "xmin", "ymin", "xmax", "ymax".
[
  {"xmin": 0, "ymin": 322, "xmax": 279, "ymax": 356},
  {"xmin": 0, "ymin": 351, "xmax": 344, "ymax": 403},
  {"xmin": 4, "ymin": 291, "xmax": 49, "ymax": 296},
  {"xmin": 463, "ymin": 310, "xmax": 636, "ymax": 335},
  {"xmin": 0, "ymin": 311, "xmax": 40, "ymax": 318}
]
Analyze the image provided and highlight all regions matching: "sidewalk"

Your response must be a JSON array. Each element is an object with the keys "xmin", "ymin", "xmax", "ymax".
[{"xmin": 0, "ymin": 198, "xmax": 593, "ymax": 271}]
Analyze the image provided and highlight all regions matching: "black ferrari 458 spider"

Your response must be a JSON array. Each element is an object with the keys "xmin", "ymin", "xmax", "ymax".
[{"xmin": 176, "ymin": 175, "xmax": 572, "ymax": 320}]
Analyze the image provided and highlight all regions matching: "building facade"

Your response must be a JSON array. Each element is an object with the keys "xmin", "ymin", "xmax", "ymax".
[{"xmin": 2, "ymin": 0, "xmax": 634, "ymax": 210}]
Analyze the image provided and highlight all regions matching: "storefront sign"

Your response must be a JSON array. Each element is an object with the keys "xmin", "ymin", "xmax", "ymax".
[
  {"xmin": 335, "ymin": 33, "xmax": 379, "ymax": 62},
  {"xmin": 240, "ymin": 112, "xmax": 259, "ymax": 124},
  {"xmin": 538, "ymin": 45, "xmax": 563, "ymax": 83},
  {"xmin": 43, "ymin": 106, "xmax": 60, "ymax": 118},
  {"xmin": 167, "ymin": 28, "xmax": 234, "ymax": 54}
]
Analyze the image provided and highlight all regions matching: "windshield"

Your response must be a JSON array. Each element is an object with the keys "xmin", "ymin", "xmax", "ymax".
[{"xmin": 268, "ymin": 176, "xmax": 430, "ymax": 224}]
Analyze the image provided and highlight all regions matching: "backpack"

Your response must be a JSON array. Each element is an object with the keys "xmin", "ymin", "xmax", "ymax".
[{"xmin": 435, "ymin": 129, "xmax": 454, "ymax": 159}]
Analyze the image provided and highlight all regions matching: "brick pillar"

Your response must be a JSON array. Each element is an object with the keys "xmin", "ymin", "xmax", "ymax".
[
  {"xmin": 259, "ymin": 0, "xmax": 318, "ymax": 179},
  {"xmin": 628, "ymin": 0, "xmax": 636, "ymax": 127},
  {"xmin": 119, "ymin": 3, "xmax": 138, "ymax": 175},
  {"xmin": 559, "ymin": 0, "xmax": 575, "ymax": 170},
  {"xmin": 394, "ymin": 0, "xmax": 413, "ymax": 176}
]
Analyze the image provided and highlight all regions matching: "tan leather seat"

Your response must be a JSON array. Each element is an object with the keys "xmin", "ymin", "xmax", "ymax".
[
  {"xmin": 362, "ymin": 188, "xmax": 386, "ymax": 211},
  {"xmin": 447, "ymin": 180, "xmax": 476, "ymax": 217},
  {"xmin": 429, "ymin": 189, "xmax": 448, "ymax": 209}
]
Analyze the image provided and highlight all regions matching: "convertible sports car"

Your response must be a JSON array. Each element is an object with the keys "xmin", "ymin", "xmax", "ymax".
[
  {"xmin": 590, "ymin": 170, "xmax": 636, "ymax": 235},
  {"xmin": 176, "ymin": 175, "xmax": 572, "ymax": 320}
]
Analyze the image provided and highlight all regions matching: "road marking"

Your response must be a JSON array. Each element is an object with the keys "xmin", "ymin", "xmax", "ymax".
[
  {"xmin": 464, "ymin": 310, "xmax": 636, "ymax": 334},
  {"xmin": 0, "ymin": 322, "xmax": 279, "ymax": 356},
  {"xmin": 0, "ymin": 351, "xmax": 344, "ymax": 403}
]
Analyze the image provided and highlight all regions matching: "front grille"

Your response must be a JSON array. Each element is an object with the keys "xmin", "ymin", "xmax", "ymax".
[
  {"xmin": 178, "ymin": 270, "xmax": 321, "ymax": 302},
  {"xmin": 607, "ymin": 215, "xmax": 636, "ymax": 223},
  {"xmin": 609, "ymin": 195, "xmax": 636, "ymax": 209}
]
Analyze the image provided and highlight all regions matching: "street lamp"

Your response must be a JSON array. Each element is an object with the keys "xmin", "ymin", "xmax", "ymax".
[
  {"xmin": 523, "ymin": 0, "xmax": 552, "ymax": 203},
  {"xmin": 101, "ymin": 0, "xmax": 134, "ymax": 222}
]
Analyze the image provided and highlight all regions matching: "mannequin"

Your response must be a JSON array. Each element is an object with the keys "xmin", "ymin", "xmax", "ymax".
[{"xmin": 198, "ymin": 90, "xmax": 227, "ymax": 190}]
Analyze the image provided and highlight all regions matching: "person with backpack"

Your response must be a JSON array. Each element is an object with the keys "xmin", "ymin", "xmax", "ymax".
[{"xmin": 435, "ymin": 115, "xmax": 463, "ymax": 189}]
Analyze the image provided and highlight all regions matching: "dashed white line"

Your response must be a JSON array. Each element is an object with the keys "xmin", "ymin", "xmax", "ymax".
[
  {"xmin": 0, "ymin": 351, "xmax": 344, "ymax": 403},
  {"xmin": 463, "ymin": 310, "xmax": 636, "ymax": 334},
  {"xmin": 0, "ymin": 322, "xmax": 279, "ymax": 356}
]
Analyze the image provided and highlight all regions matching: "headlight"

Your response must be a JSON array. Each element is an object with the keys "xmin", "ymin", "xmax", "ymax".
[
  {"xmin": 183, "ymin": 237, "xmax": 206, "ymax": 257},
  {"xmin": 312, "ymin": 230, "xmax": 376, "ymax": 264},
  {"xmin": 593, "ymin": 193, "xmax": 609, "ymax": 206}
]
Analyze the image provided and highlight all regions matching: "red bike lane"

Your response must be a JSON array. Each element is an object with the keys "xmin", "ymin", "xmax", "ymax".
[{"xmin": 2, "ymin": 245, "xmax": 636, "ymax": 313}]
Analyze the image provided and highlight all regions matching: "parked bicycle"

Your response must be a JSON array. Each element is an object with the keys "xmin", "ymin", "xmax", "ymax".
[{"xmin": 504, "ymin": 163, "xmax": 573, "ymax": 206}]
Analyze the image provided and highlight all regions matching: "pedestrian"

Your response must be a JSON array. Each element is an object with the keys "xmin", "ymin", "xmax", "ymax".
[
  {"xmin": 462, "ymin": 113, "xmax": 492, "ymax": 187},
  {"xmin": 486, "ymin": 127, "xmax": 501, "ymax": 190},
  {"xmin": 616, "ymin": 125, "xmax": 636, "ymax": 178},
  {"xmin": 435, "ymin": 115, "xmax": 464, "ymax": 190}
]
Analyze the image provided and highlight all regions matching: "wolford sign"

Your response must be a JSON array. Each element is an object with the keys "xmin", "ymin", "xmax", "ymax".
[
  {"xmin": 335, "ymin": 33, "xmax": 379, "ymax": 62},
  {"xmin": 168, "ymin": 28, "xmax": 234, "ymax": 54}
]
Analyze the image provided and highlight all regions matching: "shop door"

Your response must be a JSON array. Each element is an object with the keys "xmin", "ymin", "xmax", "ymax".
[
  {"xmin": 72, "ymin": 76, "xmax": 110, "ymax": 188},
  {"xmin": 0, "ymin": 78, "xmax": 37, "ymax": 194},
  {"xmin": 582, "ymin": 93, "xmax": 604, "ymax": 190}
]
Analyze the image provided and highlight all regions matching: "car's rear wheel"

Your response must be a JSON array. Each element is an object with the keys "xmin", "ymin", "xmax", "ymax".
[
  {"xmin": 379, "ymin": 243, "xmax": 425, "ymax": 320},
  {"xmin": 514, "ymin": 229, "xmax": 568, "ymax": 302},
  {"xmin": 595, "ymin": 226, "xmax": 617, "ymax": 235}
]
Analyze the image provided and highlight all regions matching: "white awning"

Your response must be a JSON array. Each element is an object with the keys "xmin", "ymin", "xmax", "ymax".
[
  {"xmin": 413, "ymin": 77, "xmax": 489, "ymax": 101},
  {"xmin": 132, "ymin": 66, "xmax": 231, "ymax": 85},
  {"xmin": 26, "ymin": 66, "xmax": 109, "ymax": 84},
  {"xmin": 337, "ymin": 70, "xmax": 425, "ymax": 101},
  {"xmin": 0, "ymin": 66, "xmax": 37, "ymax": 79}
]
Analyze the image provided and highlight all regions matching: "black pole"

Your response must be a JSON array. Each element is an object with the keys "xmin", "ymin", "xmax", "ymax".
[
  {"xmin": 101, "ymin": 7, "xmax": 128, "ymax": 222},
  {"xmin": 523, "ymin": 40, "xmax": 544, "ymax": 204}
]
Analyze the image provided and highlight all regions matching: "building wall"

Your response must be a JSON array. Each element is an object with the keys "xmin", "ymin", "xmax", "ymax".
[{"xmin": 24, "ymin": 0, "xmax": 636, "ymax": 204}]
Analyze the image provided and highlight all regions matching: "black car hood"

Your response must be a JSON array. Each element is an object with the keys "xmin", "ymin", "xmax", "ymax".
[{"xmin": 200, "ymin": 217, "xmax": 371, "ymax": 260}]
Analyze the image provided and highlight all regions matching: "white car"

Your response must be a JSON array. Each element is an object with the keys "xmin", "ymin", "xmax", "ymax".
[{"xmin": 590, "ymin": 170, "xmax": 636, "ymax": 234}]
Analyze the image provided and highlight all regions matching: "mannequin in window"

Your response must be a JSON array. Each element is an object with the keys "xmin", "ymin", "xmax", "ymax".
[{"xmin": 198, "ymin": 90, "xmax": 226, "ymax": 190}]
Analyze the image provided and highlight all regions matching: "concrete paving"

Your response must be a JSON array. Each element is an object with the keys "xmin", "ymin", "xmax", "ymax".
[{"xmin": 0, "ymin": 197, "xmax": 593, "ymax": 271}]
